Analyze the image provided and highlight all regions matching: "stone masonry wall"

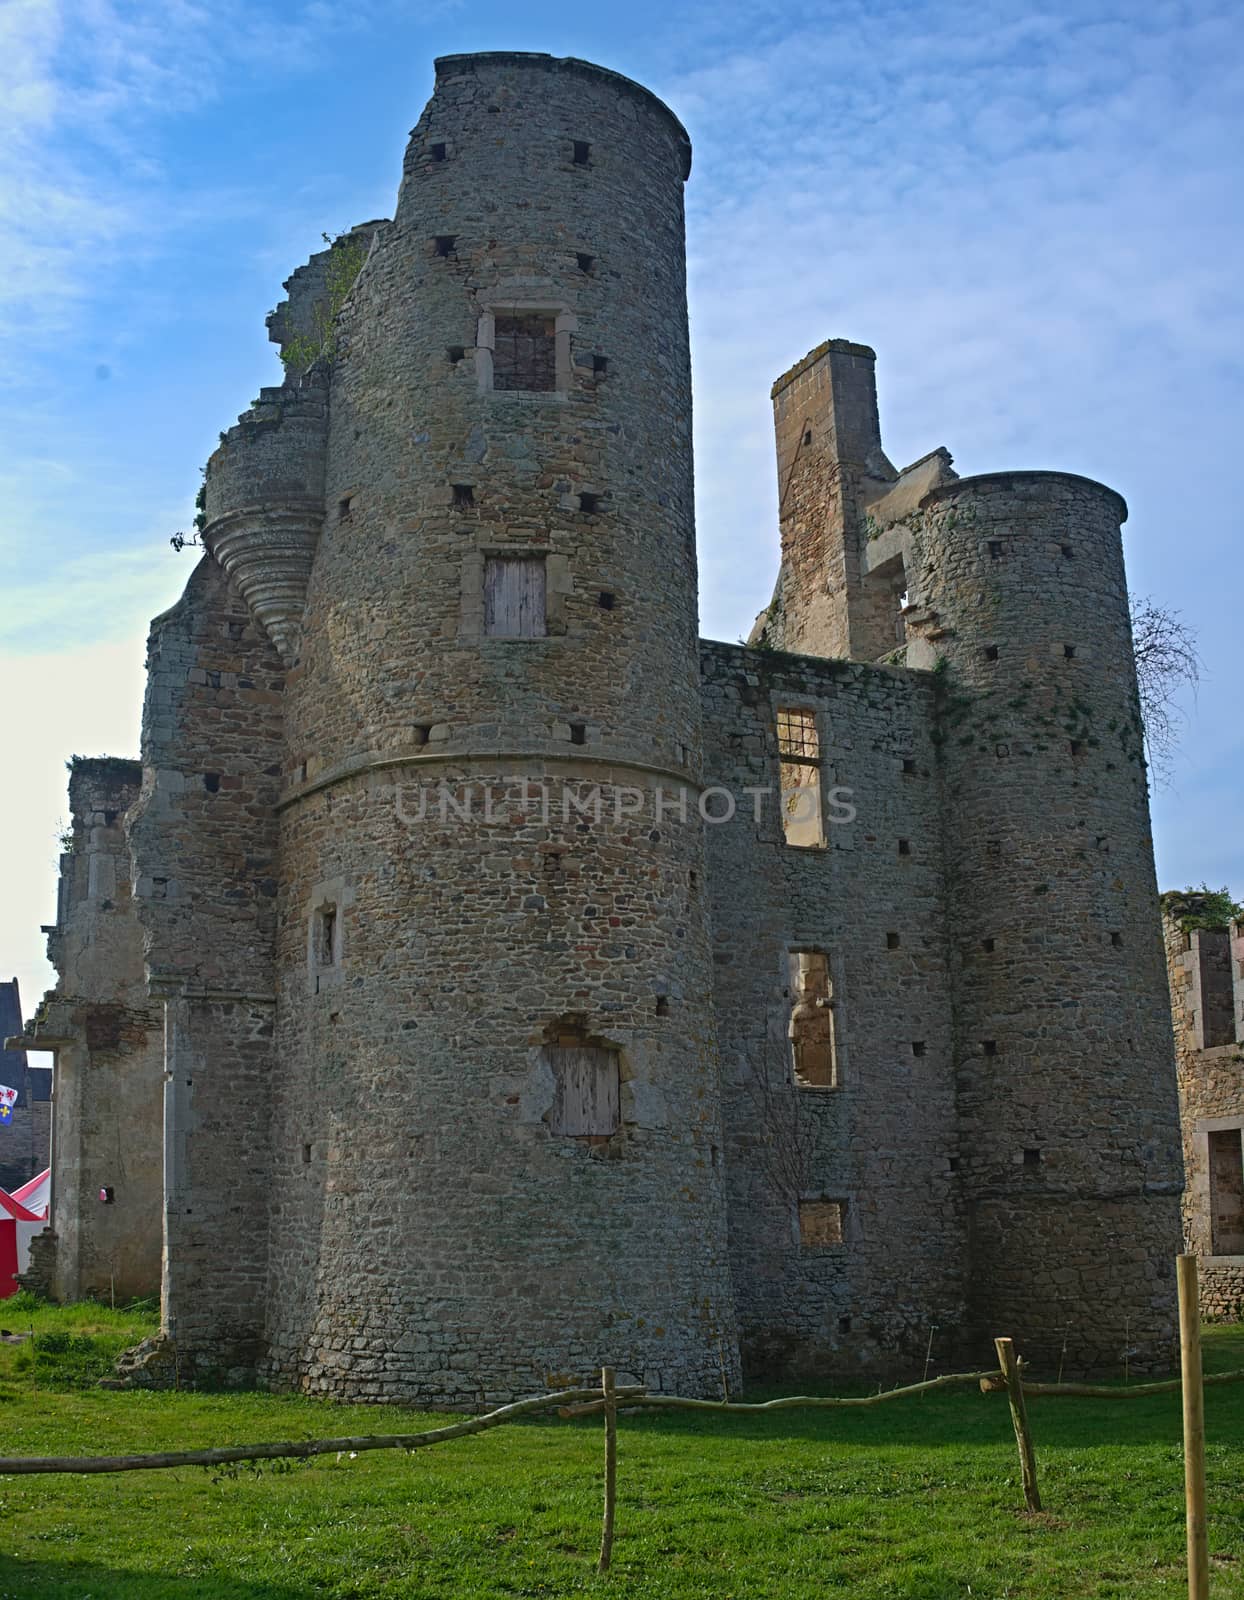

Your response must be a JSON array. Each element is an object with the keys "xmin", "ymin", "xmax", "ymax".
[
  {"xmin": 701, "ymin": 641, "xmax": 966, "ymax": 1377},
  {"xmin": 128, "ymin": 555, "xmax": 284, "ymax": 1376},
  {"xmin": 14, "ymin": 760, "xmax": 163, "ymax": 1302}
]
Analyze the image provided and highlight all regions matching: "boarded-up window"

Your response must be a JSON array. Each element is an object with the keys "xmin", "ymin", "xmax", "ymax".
[
  {"xmin": 788, "ymin": 950, "xmax": 836, "ymax": 1087},
  {"xmin": 484, "ymin": 556, "xmax": 546, "ymax": 639},
  {"xmin": 799, "ymin": 1199, "xmax": 845, "ymax": 1247},
  {"xmin": 547, "ymin": 1045, "xmax": 620, "ymax": 1138},
  {"xmin": 777, "ymin": 705, "xmax": 824, "ymax": 848},
  {"xmin": 1209, "ymin": 1129, "xmax": 1244, "ymax": 1254},
  {"xmin": 493, "ymin": 313, "xmax": 557, "ymax": 391}
]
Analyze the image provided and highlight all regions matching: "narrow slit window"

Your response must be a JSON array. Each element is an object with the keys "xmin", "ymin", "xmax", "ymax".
[
  {"xmin": 799, "ymin": 1198, "xmax": 844, "ymax": 1248},
  {"xmin": 776, "ymin": 706, "xmax": 824, "ymax": 848},
  {"xmin": 547, "ymin": 1044, "xmax": 619, "ymax": 1139},
  {"xmin": 484, "ymin": 555, "xmax": 547, "ymax": 639},
  {"xmin": 788, "ymin": 951, "xmax": 836, "ymax": 1088},
  {"xmin": 316, "ymin": 906, "xmax": 337, "ymax": 968},
  {"xmin": 493, "ymin": 312, "xmax": 556, "ymax": 392},
  {"xmin": 573, "ymin": 140, "xmax": 591, "ymax": 165}
]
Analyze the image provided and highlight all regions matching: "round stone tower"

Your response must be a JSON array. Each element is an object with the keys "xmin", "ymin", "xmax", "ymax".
[
  {"xmin": 909, "ymin": 472, "xmax": 1183, "ymax": 1371},
  {"xmin": 262, "ymin": 54, "xmax": 739, "ymax": 1402}
]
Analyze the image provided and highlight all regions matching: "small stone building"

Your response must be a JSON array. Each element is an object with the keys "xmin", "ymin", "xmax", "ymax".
[
  {"xmin": 1163, "ymin": 891, "xmax": 1244, "ymax": 1317},
  {"xmin": 14, "ymin": 53, "xmax": 1185, "ymax": 1398}
]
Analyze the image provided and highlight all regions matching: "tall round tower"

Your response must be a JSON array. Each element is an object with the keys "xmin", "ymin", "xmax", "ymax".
[
  {"xmin": 908, "ymin": 472, "xmax": 1183, "ymax": 1370},
  {"xmin": 262, "ymin": 54, "xmax": 738, "ymax": 1402}
]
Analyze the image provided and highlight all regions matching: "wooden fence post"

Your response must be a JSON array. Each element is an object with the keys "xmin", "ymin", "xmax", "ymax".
[
  {"xmin": 597, "ymin": 1366, "xmax": 617, "ymax": 1574},
  {"xmin": 1178, "ymin": 1255, "xmax": 1209, "ymax": 1600},
  {"xmin": 995, "ymin": 1337, "xmax": 1041, "ymax": 1512}
]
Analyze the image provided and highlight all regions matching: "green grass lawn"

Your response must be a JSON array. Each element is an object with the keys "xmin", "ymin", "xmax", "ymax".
[{"xmin": 1, "ymin": 1300, "xmax": 1242, "ymax": 1598}]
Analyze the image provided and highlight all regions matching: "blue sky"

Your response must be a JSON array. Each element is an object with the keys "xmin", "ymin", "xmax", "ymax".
[{"xmin": 2, "ymin": 0, "xmax": 1241, "ymax": 1032}]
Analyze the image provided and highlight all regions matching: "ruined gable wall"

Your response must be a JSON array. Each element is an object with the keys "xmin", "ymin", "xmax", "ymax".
[
  {"xmin": 15, "ymin": 761, "xmax": 163, "ymax": 1302},
  {"xmin": 128, "ymin": 554, "xmax": 284, "ymax": 1378},
  {"xmin": 700, "ymin": 641, "xmax": 965, "ymax": 1376}
]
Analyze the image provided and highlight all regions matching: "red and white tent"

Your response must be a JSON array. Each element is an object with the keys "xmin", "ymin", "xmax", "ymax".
[{"xmin": 0, "ymin": 1167, "xmax": 48, "ymax": 1298}]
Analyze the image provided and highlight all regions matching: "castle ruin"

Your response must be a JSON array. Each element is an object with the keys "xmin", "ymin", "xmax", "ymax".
[{"xmin": 14, "ymin": 53, "xmax": 1184, "ymax": 1398}]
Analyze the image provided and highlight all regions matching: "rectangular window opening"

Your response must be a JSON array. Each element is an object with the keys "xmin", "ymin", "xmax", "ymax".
[
  {"xmin": 1064, "ymin": 643, "xmax": 1077, "ymax": 659},
  {"xmin": 988, "ymin": 540, "xmax": 1004, "ymax": 560},
  {"xmin": 452, "ymin": 483, "xmax": 475, "ymax": 508},
  {"xmin": 1209, "ymin": 1129, "xmax": 1244, "ymax": 1252},
  {"xmin": 776, "ymin": 706, "xmax": 824, "ymax": 848},
  {"xmin": 446, "ymin": 345, "xmax": 466, "ymax": 364},
  {"xmin": 569, "ymin": 722, "xmax": 587, "ymax": 745},
  {"xmin": 984, "ymin": 645, "xmax": 999, "ymax": 661},
  {"xmin": 492, "ymin": 312, "xmax": 556, "ymax": 392},
  {"xmin": 598, "ymin": 590, "xmax": 615, "ymax": 610},
  {"xmin": 898, "ymin": 838, "xmax": 911, "ymax": 856},
  {"xmin": 434, "ymin": 235, "xmax": 458, "ymax": 257},
  {"xmin": 203, "ymin": 772, "xmax": 220, "ymax": 793},
  {"xmin": 592, "ymin": 354, "xmax": 609, "ymax": 377},
  {"xmin": 547, "ymin": 1043, "xmax": 619, "ymax": 1138},
  {"xmin": 902, "ymin": 757, "xmax": 917, "ymax": 775},
  {"xmin": 316, "ymin": 906, "xmax": 337, "ymax": 968},
  {"xmin": 577, "ymin": 252, "xmax": 595, "ymax": 273},
  {"xmin": 338, "ymin": 495, "xmax": 353, "ymax": 520},
  {"xmin": 886, "ymin": 931, "xmax": 901, "ymax": 950},
  {"xmin": 911, "ymin": 1040, "xmax": 926, "ymax": 1057},
  {"xmin": 1023, "ymin": 1147, "xmax": 1042, "ymax": 1167},
  {"xmin": 788, "ymin": 951, "xmax": 836, "ymax": 1088},
  {"xmin": 573, "ymin": 140, "xmax": 592, "ymax": 165},
  {"xmin": 799, "ymin": 1198, "xmax": 844, "ymax": 1248},
  {"xmin": 429, "ymin": 141, "xmax": 447, "ymax": 162},
  {"xmin": 484, "ymin": 554, "xmax": 547, "ymax": 639},
  {"xmin": 578, "ymin": 491, "xmax": 601, "ymax": 513}
]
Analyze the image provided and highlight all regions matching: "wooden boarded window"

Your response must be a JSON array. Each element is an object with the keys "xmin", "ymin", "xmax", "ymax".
[
  {"xmin": 493, "ymin": 313, "xmax": 557, "ymax": 391},
  {"xmin": 799, "ymin": 1198, "xmax": 844, "ymax": 1247},
  {"xmin": 547, "ymin": 1045, "xmax": 620, "ymax": 1139},
  {"xmin": 1209, "ymin": 1129, "xmax": 1244, "ymax": 1254},
  {"xmin": 484, "ymin": 555, "xmax": 546, "ymax": 639}
]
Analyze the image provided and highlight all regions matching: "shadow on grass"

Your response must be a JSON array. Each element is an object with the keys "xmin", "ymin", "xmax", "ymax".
[{"xmin": 0, "ymin": 1557, "xmax": 315, "ymax": 1600}]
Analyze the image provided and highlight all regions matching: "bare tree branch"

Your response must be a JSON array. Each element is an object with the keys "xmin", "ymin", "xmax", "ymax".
[{"xmin": 1129, "ymin": 594, "xmax": 1201, "ymax": 786}]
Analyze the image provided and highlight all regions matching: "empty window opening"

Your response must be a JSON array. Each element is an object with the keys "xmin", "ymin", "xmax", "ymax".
[
  {"xmin": 429, "ymin": 141, "xmax": 447, "ymax": 161},
  {"xmin": 902, "ymin": 757, "xmax": 917, "ymax": 775},
  {"xmin": 573, "ymin": 140, "xmax": 592, "ymax": 165},
  {"xmin": 1111, "ymin": 931, "xmax": 1123, "ymax": 948},
  {"xmin": 799, "ymin": 1199, "xmax": 845, "ymax": 1248},
  {"xmin": 412, "ymin": 725, "xmax": 431, "ymax": 747},
  {"xmin": 301, "ymin": 1142, "xmax": 312, "ymax": 1164},
  {"xmin": 898, "ymin": 838, "xmax": 911, "ymax": 856},
  {"xmin": 1061, "ymin": 543, "xmax": 1074, "ymax": 559},
  {"xmin": 838, "ymin": 1314, "xmax": 852, "ymax": 1333},
  {"xmin": 316, "ymin": 906, "xmax": 337, "ymax": 968},
  {"xmin": 986, "ymin": 839, "xmax": 1001, "ymax": 856},
  {"xmin": 579, "ymin": 491, "xmax": 601, "ymax": 513},
  {"xmin": 988, "ymin": 540, "xmax": 1003, "ymax": 560},
  {"xmin": 984, "ymin": 645, "xmax": 999, "ymax": 661},
  {"xmin": 598, "ymin": 590, "xmax": 615, "ymax": 610},
  {"xmin": 886, "ymin": 931, "xmax": 901, "ymax": 950},
  {"xmin": 1069, "ymin": 739, "xmax": 1083, "ymax": 757},
  {"xmin": 711, "ymin": 1143, "xmax": 720, "ymax": 1167},
  {"xmin": 803, "ymin": 429, "xmax": 813, "ymax": 446},
  {"xmin": 948, "ymin": 1156, "xmax": 960, "ymax": 1172},
  {"xmin": 1064, "ymin": 643, "xmax": 1077, "ymax": 660},
  {"xmin": 452, "ymin": 483, "xmax": 475, "ymax": 508},
  {"xmin": 446, "ymin": 345, "xmax": 466, "ymax": 364},
  {"xmin": 338, "ymin": 495, "xmax": 353, "ymax": 520},
  {"xmin": 689, "ymin": 868, "xmax": 698, "ymax": 892},
  {"xmin": 787, "ymin": 950, "xmax": 836, "ymax": 1088},
  {"xmin": 981, "ymin": 937, "xmax": 996, "ymax": 953},
  {"xmin": 911, "ymin": 1040, "xmax": 926, "ymax": 1057},
  {"xmin": 776, "ymin": 706, "xmax": 824, "ymax": 849},
  {"xmin": 577, "ymin": 252, "xmax": 595, "ymax": 273},
  {"xmin": 493, "ymin": 312, "xmax": 556, "ymax": 392},
  {"xmin": 484, "ymin": 555, "xmax": 547, "ymax": 639},
  {"xmin": 99, "ymin": 1186, "xmax": 115, "ymax": 1205},
  {"xmin": 546, "ymin": 1039, "xmax": 620, "ymax": 1140},
  {"xmin": 1023, "ymin": 1148, "xmax": 1042, "ymax": 1167},
  {"xmin": 1194, "ymin": 929, "xmax": 1235, "ymax": 1048},
  {"xmin": 203, "ymin": 772, "xmax": 220, "ymax": 793},
  {"xmin": 655, "ymin": 995, "xmax": 671, "ymax": 1018},
  {"xmin": 592, "ymin": 354, "xmax": 609, "ymax": 377},
  {"xmin": 1209, "ymin": 1129, "xmax": 1244, "ymax": 1253},
  {"xmin": 569, "ymin": 722, "xmax": 587, "ymax": 745},
  {"xmin": 434, "ymin": 235, "xmax": 457, "ymax": 257},
  {"xmin": 982, "ymin": 1039, "xmax": 998, "ymax": 1056}
]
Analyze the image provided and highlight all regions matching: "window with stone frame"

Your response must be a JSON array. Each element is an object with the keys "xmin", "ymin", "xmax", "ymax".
[
  {"xmin": 492, "ymin": 312, "xmax": 557, "ymax": 392},
  {"xmin": 787, "ymin": 950, "xmax": 837, "ymax": 1088},
  {"xmin": 315, "ymin": 905, "xmax": 338, "ymax": 968},
  {"xmin": 484, "ymin": 555, "xmax": 547, "ymax": 639},
  {"xmin": 799, "ymin": 1198, "xmax": 845, "ymax": 1247},
  {"xmin": 1209, "ymin": 1128, "xmax": 1244, "ymax": 1254},
  {"xmin": 776, "ymin": 706, "xmax": 825, "ymax": 848}
]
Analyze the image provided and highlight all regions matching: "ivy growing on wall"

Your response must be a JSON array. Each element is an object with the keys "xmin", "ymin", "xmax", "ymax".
[{"xmin": 279, "ymin": 233, "xmax": 369, "ymax": 376}]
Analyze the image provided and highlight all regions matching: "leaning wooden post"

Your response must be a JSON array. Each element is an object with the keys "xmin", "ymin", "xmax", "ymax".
[
  {"xmin": 597, "ymin": 1366, "xmax": 617, "ymax": 1574},
  {"xmin": 1178, "ymin": 1255, "xmax": 1209, "ymax": 1600},
  {"xmin": 995, "ymin": 1337, "xmax": 1041, "ymax": 1512}
]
